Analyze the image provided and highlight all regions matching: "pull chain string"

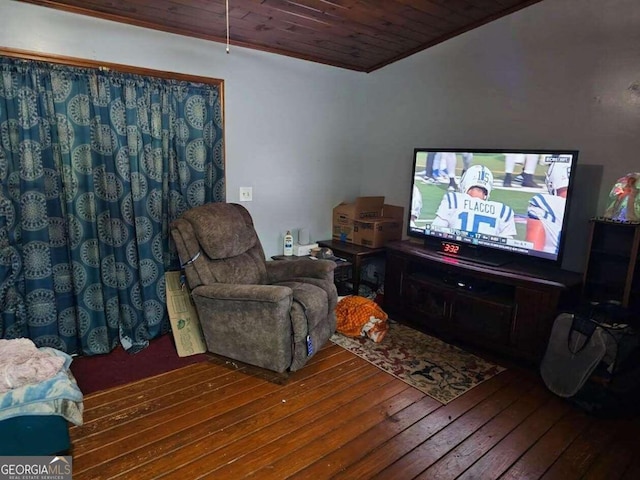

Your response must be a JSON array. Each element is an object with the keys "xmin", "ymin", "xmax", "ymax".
[{"xmin": 226, "ymin": 0, "xmax": 230, "ymax": 54}]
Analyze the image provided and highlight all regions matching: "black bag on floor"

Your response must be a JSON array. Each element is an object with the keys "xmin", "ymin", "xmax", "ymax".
[
  {"xmin": 541, "ymin": 304, "xmax": 640, "ymax": 417},
  {"xmin": 570, "ymin": 347, "xmax": 640, "ymax": 416}
]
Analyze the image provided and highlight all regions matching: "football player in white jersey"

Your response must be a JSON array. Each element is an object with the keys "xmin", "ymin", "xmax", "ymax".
[
  {"xmin": 431, "ymin": 165, "xmax": 517, "ymax": 237},
  {"xmin": 526, "ymin": 162, "xmax": 570, "ymax": 253},
  {"xmin": 410, "ymin": 184, "xmax": 423, "ymax": 228}
]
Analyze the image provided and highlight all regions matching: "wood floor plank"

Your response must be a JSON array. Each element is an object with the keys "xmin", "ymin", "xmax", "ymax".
[
  {"xmin": 72, "ymin": 344, "xmax": 350, "ymax": 445},
  {"xmin": 64, "ymin": 337, "xmax": 640, "ymax": 480},
  {"xmin": 582, "ymin": 415, "xmax": 640, "ymax": 480},
  {"xmin": 332, "ymin": 369, "xmax": 519, "ymax": 479},
  {"xmin": 72, "ymin": 365, "xmax": 278, "ymax": 460},
  {"xmin": 86, "ymin": 353, "xmax": 368, "ymax": 479},
  {"xmin": 73, "ymin": 375, "xmax": 283, "ymax": 476},
  {"xmin": 457, "ymin": 394, "xmax": 571, "ymax": 479},
  {"xmin": 160, "ymin": 363, "xmax": 398, "ymax": 479},
  {"xmin": 289, "ymin": 391, "xmax": 442, "ymax": 479},
  {"xmin": 77, "ymin": 361, "xmax": 213, "ymax": 412},
  {"xmin": 74, "ymin": 361, "xmax": 245, "ymax": 433},
  {"xmin": 621, "ymin": 443, "xmax": 640, "ymax": 480},
  {"xmin": 420, "ymin": 379, "xmax": 549, "ymax": 480},
  {"xmin": 374, "ymin": 371, "xmax": 535, "ymax": 479},
  {"xmin": 248, "ymin": 386, "xmax": 427, "ymax": 479},
  {"xmin": 499, "ymin": 407, "xmax": 592, "ymax": 479},
  {"xmin": 204, "ymin": 378, "xmax": 410, "ymax": 479},
  {"xmin": 540, "ymin": 415, "xmax": 630, "ymax": 480},
  {"xmin": 73, "ymin": 350, "xmax": 366, "ymax": 479}
]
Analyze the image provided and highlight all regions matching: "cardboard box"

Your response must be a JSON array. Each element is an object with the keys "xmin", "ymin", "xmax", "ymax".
[
  {"xmin": 165, "ymin": 271, "xmax": 207, "ymax": 357},
  {"xmin": 353, "ymin": 204, "xmax": 404, "ymax": 248},
  {"xmin": 332, "ymin": 197, "xmax": 404, "ymax": 247},
  {"xmin": 332, "ymin": 196, "xmax": 385, "ymax": 243},
  {"xmin": 332, "ymin": 223, "xmax": 355, "ymax": 243}
]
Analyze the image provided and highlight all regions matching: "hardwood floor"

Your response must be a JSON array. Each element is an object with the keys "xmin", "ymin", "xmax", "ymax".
[{"xmin": 69, "ymin": 343, "xmax": 640, "ymax": 479}]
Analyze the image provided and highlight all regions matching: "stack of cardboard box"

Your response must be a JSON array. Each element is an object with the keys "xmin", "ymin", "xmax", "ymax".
[{"xmin": 332, "ymin": 196, "xmax": 404, "ymax": 248}]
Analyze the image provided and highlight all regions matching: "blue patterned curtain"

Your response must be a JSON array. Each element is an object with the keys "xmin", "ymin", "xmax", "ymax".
[{"xmin": 0, "ymin": 56, "xmax": 225, "ymax": 355}]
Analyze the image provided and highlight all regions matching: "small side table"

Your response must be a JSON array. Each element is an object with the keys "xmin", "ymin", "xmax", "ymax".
[{"xmin": 317, "ymin": 240, "xmax": 386, "ymax": 295}]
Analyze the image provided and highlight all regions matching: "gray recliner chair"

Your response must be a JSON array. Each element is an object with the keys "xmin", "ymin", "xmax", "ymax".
[{"xmin": 170, "ymin": 202, "xmax": 338, "ymax": 373}]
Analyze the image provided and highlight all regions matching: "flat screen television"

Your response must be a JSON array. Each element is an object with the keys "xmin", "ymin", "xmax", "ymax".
[{"xmin": 408, "ymin": 148, "xmax": 579, "ymax": 266}]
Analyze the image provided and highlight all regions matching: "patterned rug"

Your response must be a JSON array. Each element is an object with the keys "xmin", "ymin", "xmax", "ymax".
[{"xmin": 330, "ymin": 320, "xmax": 506, "ymax": 404}]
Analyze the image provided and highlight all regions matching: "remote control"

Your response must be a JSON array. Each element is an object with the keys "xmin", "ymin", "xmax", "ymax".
[{"xmin": 306, "ymin": 335, "xmax": 313, "ymax": 356}]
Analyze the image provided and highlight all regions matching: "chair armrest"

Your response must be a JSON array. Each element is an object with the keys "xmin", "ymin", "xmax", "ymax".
[
  {"xmin": 266, "ymin": 258, "xmax": 336, "ymax": 284},
  {"xmin": 192, "ymin": 283, "xmax": 292, "ymax": 304}
]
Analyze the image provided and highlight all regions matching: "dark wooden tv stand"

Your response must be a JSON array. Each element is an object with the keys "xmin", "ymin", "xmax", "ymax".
[{"xmin": 384, "ymin": 240, "xmax": 583, "ymax": 363}]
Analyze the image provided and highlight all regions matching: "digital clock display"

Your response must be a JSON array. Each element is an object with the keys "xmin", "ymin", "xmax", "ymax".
[{"xmin": 441, "ymin": 242, "xmax": 461, "ymax": 255}]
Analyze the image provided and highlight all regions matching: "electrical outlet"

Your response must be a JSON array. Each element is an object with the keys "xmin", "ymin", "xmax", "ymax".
[{"xmin": 239, "ymin": 186, "xmax": 252, "ymax": 202}]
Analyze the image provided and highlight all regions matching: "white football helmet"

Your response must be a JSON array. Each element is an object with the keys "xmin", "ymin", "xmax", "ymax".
[
  {"xmin": 459, "ymin": 165, "xmax": 493, "ymax": 198},
  {"xmin": 545, "ymin": 162, "xmax": 571, "ymax": 195}
]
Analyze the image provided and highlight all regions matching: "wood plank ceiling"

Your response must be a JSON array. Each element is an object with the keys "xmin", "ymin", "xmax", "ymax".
[{"xmin": 17, "ymin": 0, "xmax": 545, "ymax": 72}]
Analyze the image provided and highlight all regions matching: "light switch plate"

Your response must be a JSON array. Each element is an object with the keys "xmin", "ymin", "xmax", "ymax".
[{"xmin": 239, "ymin": 186, "xmax": 253, "ymax": 202}]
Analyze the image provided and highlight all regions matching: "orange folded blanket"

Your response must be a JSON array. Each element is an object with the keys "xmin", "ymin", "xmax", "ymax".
[{"xmin": 335, "ymin": 296, "xmax": 389, "ymax": 343}]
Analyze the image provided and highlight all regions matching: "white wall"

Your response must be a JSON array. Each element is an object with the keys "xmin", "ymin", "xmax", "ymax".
[
  {"xmin": 2, "ymin": 0, "xmax": 639, "ymax": 271},
  {"xmin": 0, "ymin": 0, "xmax": 365, "ymax": 257},
  {"xmin": 358, "ymin": 0, "xmax": 640, "ymax": 272}
]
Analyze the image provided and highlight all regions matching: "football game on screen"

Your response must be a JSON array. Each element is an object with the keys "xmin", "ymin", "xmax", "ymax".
[{"xmin": 410, "ymin": 150, "xmax": 575, "ymax": 262}]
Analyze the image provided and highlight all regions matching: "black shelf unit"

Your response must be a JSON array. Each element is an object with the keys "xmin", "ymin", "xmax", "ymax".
[{"xmin": 583, "ymin": 218, "xmax": 640, "ymax": 310}]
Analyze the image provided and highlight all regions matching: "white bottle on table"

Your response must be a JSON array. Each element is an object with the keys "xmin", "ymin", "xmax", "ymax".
[{"xmin": 283, "ymin": 231, "xmax": 294, "ymax": 256}]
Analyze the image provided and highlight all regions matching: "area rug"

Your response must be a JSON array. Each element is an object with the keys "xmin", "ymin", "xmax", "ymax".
[
  {"xmin": 70, "ymin": 334, "xmax": 209, "ymax": 395},
  {"xmin": 330, "ymin": 321, "xmax": 506, "ymax": 404}
]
